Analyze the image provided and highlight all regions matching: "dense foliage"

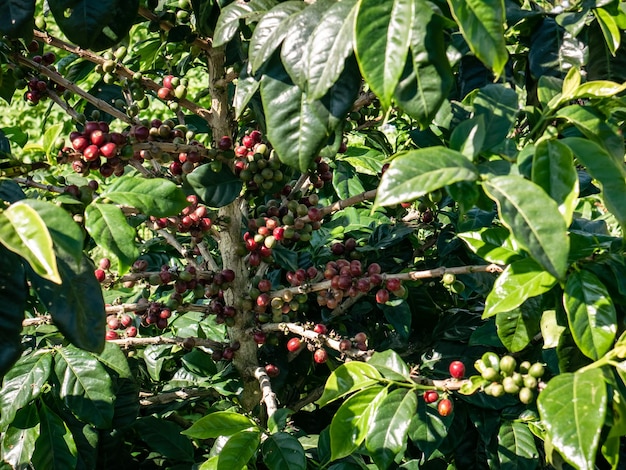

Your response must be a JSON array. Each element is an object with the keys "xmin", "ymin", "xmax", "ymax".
[{"xmin": 0, "ymin": 0, "xmax": 625, "ymax": 469}]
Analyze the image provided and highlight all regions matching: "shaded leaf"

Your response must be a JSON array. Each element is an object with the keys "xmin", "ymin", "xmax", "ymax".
[
  {"xmin": 0, "ymin": 0, "xmax": 35, "ymax": 39},
  {"xmin": 497, "ymin": 421, "xmax": 539, "ymax": 470},
  {"xmin": 408, "ymin": 401, "xmax": 453, "ymax": 460},
  {"xmin": 216, "ymin": 430, "xmax": 260, "ymax": 470},
  {"xmin": 186, "ymin": 164, "xmax": 243, "ymax": 208},
  {"xmin": 472, "ymin": 84, "xmax": 519, "ymax": 151},
  {"xmin": 262, "ymin": 432, "xmax": 306, "ymax": 470},
  {"xmin": 495, "ymin": 298, "xmax": 542, "ymax": 353},
  {"xmin": 134, "ymin": 416, "xmax": 194, "ymax": 462},
  {"xmin": 0, "ymin": 247, "xmax": 27, "ymax": 379},
  {"xmin": 0, "ymin": 406, "xmax": 39, "ymax": 468},
  {"xmin": 213, "ymin": 0, "xmax": 278, "ymax": 47}
]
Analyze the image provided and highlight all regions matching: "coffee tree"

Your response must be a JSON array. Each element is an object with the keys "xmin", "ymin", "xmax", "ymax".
[{"xmin": 0, "ymin": 0, "xmax": 625, "ymax": 468}]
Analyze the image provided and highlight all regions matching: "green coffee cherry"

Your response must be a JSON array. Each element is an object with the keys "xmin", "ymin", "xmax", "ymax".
[{"xmin": 499, "ymin": 355, "xmax": 516, "ymax": 376}]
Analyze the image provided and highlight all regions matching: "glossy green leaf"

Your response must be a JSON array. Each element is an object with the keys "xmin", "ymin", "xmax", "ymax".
[
  {"xmin": 570, "ymin": 80, "xmax": 626, "ymax": 100},
  {"xmin": 261, "ymin": 54, "xmax": 359, "ymax": 172},
  {"xmin": 103, "ymin": 177, "xmax": 188, "ymax": 217},
  {"xmin": 472, "ymin": 84, "xmax": 519, "ymax": 151},
  {"xmin": 483, "ymin": 175, "xmax": 569, "ymax": 280},
  {"xmin": 594, "ymin": 8, "xmax": 620, "ymax": 55},
  {"xmin": 330, "ymin": 386, "xmax": 387, "ymax": 461},
  {"xmin": 447, "ymin": 0, "xmax": 508, "ymax": 76},
  {"xmin": 497, "ymin": 421, "xmax": 539, "ymax": 470},
  {"xmin": 0, "ymin": 0, "xmax": 34, "ymax": 39},
  {"xmin": 333, "ymin": 161, "xmax": 366, "ymax": 200},
  {"xmin": 182, "ymin": 411, "xmax": 258, "ymax": 439},
  {"xmin": 84, "ymin": 202, "xmax": 138, "ymax": 272},
  {"xmin": 22, "ymin": 199, "xmax": 84, "ymax": 265},
  {"xmin": 355, "ymin": 0, "xmax": 414, "ymax": 109},
  {"xmin": 262, "ymin": 432, "xmax": 306, "ymax": 470},
  {"xmin": 213, "ymin": 0, "xmax": 278, "ymax": 47},
  {"xmin": 92, "ymin": 342, "xmax": 132, "ymax": 379},
  {"xmin": 318, "ymin": 362, "xmax": 383, "ymax": 407},
  {"xmin": 0, "ymin": 352, "xmax": 52, "ymax": 429},
  {"xmin": 48, "ymin": 0, "xmax": 138, "ymax": 51},
  {"xmin": 134, "ymin": 416, "xmax": 194, "ymax": 462},
  {"xmin": 458, "ymin": 227, "xmax": 522, "ymax": 265},
  {"xmin": 531, "ymin": 140, "xmax": 578, "ymax": 226},
  {"xmin": 366, "ymin": 388, "xmax": 417, "ymax": 470},
  {"xmin": 449, "ymin": 116, "xmax": 487, "ymax": 159},
  {"xmin": 233, "ymin": 63, "xmax": 260, "ymax": 119},
  {"xmin": 31, "ymin": 403, "xmax": 77, "ymax": 470},
  {"xmin": 368, "ymin": 350, "xmax": 411, "ymax": 381},
  {"xmin": 375, "ymin": 147, "xmax": 479, "ymax": 208},
  {"xmin": 394, "ymin": 2, "xmax": 453, "ymax": 127},
  {"xmin": 484, "ymin": 258, "xmax": 557, "ymax": 318},
  {"xmin": 564, "ymin": 270, "xmax": 617, "ymax": 361},
  {"xmin": 0, "ymin": 202, "xmax": 60, "ymax": 283},
  {"xmin": 495, "ymin": 298, "xmax": 542, "ymax": 353},
  {"xmin": 29, "ymin": 253, "xmax": 105, "ymax": 353},
  {"xmin": 216, "ymin": 430, "xmax": 260, "ymax": 470},
  {"xmin": 537, "ymin": 369, "xmax": 607, "ymax": 470},
  {"xmin": 249, "ymin": 1, "xmax": 305, "ymax": 74},
  {"xmin": 562, "ymin": 137, "xmax": 626, "ymax": 232},
  {"xmin": 1, "ymin": 406, "xmax": 39, "ymax": 468},
  {"xmin": 186, "ymin": 165, "xmax": 243, "ymax": 208},
  {"xmin": 42, "ymin": 123, "xmax": 64, "ymax": 159},
  {"xmin": 54, "ymin": 345, "xmax": 115, "ymax": 429},
  {"xmin": 0, "ymin": 246, "xmax": 27, "ymax": 379},
  {"xmin": 306, "ymin": 0, "xmax": 358, "ymax": 100},
  {"xmin": 408, "ymin": 401, "xmax": 453, "ymax": 460}
]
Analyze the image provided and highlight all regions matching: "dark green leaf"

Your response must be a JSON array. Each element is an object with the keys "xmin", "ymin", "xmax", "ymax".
[
  {"xmin": 92, "ymin": 342, "xmax": 132, "ymax": 379},
  {"xmin": 472, "ymin": 84, "xmax": 519, "ymax": 151},
  {"xmin": 103, "ymin": 177, "xmax": 188, "ymax": 217},
  {"xmin": 0, "ymin": 178, "xmax": 26, "ymax": 204},
  {"xmin": 0, "ymin": 406, "xmax": 39, "ymax": 468},
  {"xmin": 186, "ymin": 165, "xmax": 243, "ymax": 208},
  {"xmin": 54, "ymin": 345, "xmax": 115, "ymax": 429},
  {"xmin": 32, "ymin": 403, "xmax": 77, "ymax": 470},
  {"xmin": 564, "ymin": 270, "xmax": 617, "ymax": 361},
  {"xmin": 483, "ymin": 175, "xmax": 569, "ymax": 280},
  {"xmin": 48, "ymin": 0, "xmax": 139, "ymax": 51},
  {"xmin": 318, "ymin": 362, "xmax": 383, "ymax": 407},
  {"xmin": 29, "ymin": 254, "xmax": 105, "ymax": 353},
  {"xmin": 0, "ymin": 0, "xmax": 35, "ymax": 39},
  {"xmin": 84, "ymin": 202, "xmax": 138, "ymax": 272},
  {"xmin": 182, "ymin": 411, "xmax": 258, "ymax": 439},
  {"xmin": 375, "ymin": 147, "xmax": 479, "ymax": 208},
  {"xmin": 233, "ymin": 63, "xmax": 260, "ymax": 119},
  {"xmin": 408, "ymin": 401, "xmax": 453, "ymax": 460},
  {"xmin": 0, "ymin": 247, "xmax": 26, "ymax": 379},
  {"xmin": 262, "ymin": 432, "xmax": 306, "ymax": 470},
  {"xmin": 355, "ymin": 0, "xmax": 414, "ymax": 109},
  {"xmin": 366, "ymin": 388, "xmax": 417, "ymax": 470},
  {"xmin": 448, "ymin": 0, "xmax": 508, "ymax": 76},
  {"xmin": 379, "ymin": 300, "xmax": 411, "ymax": 341},
  {"xmin": 134, "ymin": 416, "xmax": 194, "ymax": 462},
  {"xmin": 496, "ymin": 298, "xmax": 542, "ymax": 353},
  {"xmin": 537, "ymin": 369, "xmax": 607, "ymax": 470},
  {"xmin": 497, "ymin": 421, "xmax": 539, "ymax": 470},
  {"xmin": 332, "ymin": 161, "xmax": 365, "ymax": 200}
]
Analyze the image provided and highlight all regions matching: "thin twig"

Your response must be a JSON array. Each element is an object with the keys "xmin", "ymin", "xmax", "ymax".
[
  {"xmin": 139, "ymin": 388, "xmax": 217, "ymax": 406},
  {"xmin": 108, "ymin": 335, "xmax": 223, "ymax": 350},
  {"xmin": 14, "ymin": 177, "xmax": 65, "ymax": 193},
  {"xmin": 253, "ymin": 367, "xmax": 278, "ymax": 417}
]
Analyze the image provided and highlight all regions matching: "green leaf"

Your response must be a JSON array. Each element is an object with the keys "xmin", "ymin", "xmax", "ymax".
[
  {"xmin": 458, "ymin": 227, "xmax": 522, "ymax": 265},
  {"xmin": 216, "ymin": 430, "xmax": 261, "ymax": 470},
  {"xmin": 262, "ymin": 432, "xmax": 306, "ymax": 470},
  {"xmin": 365, "ymin": 388, "xmax": 417, "ymax": 470},
  {"xmin": 182, "ymin": 411, "xmax": 259, "ymax": 439},
  {"xmin": 379, "ymin": 300, "xmax": 411, "ymax": 342},
  {"xmin": 484, "ymin": 258, "xmax": 557, "ymax": 318},
  {"xmin": 54, "ymin": 345, "xmax": 115, "ymax": 429},
  {"xmin": 562, "ymin": 137, "xmax": 626, "ymax": 233},
  {"xmin": 368, "ymin": 350, "xmax": 411, "ymax": 381},
  {"xmin": 48, "ymin": 0, "xmax": 139, "ymax": 51},
  {"xmin": 408, "ymin": 401, "xmax": 453, "ymax": 460},
  {"xmin": 0, "ymin": 247, "xmax": 27, "ymax": 378},
  {"xmin": 92, "ymin": 342, "xmax": 132, "ymax": 379},
  {"xmin": 0, "ymin": 201, "xmax": 60, "ymax": 283},
  {"xmin": 497, "ymin": 421, "xmax": 539, "ymax": 470},
  {"xmin": 483, "ymin": 175, "xmax": 569, "ymax": 280},
  {"xmin": 375, "ymin": 147, "xmax": 479, "ymax": 208},
  {"xmin": 134, "ymin": 416, "xmax": 194, "ymax": 462},
  {"xmin": 472, "ymin": 84, "xmax": 519, "ymax": 151},
  {"xmin": 394, "ymin": 2, "xmax": 453, "ymax": 127},
  {"xmin": 233, "ymin": 64, "xmax": 260, "ymax": 119},
  {"xmin": 32, "ymin": 403, "xmax": 77, "ymax": 470},
  {"xmin": 594, "ymin": 8, "xmax": 620, "ymax": 55},
  {"xmin": 495, "ymin": 298, "xmax": 542, "ymax": 353},
  {"xmin": 332, "ymin": 161, "xmax": 365, "ymax": 200},
  {"xmin": 449, "ymin": 116, "xmax": 487, "ymax": 159},
  {"xmin": 186, "ymin": 165, "xmax": 243, "ymax": 208},
  {"xmin": 103, "ymin": 177, "xmax": 188, "ymax": 217},
  {"xmin": 306, "ymin": 0, "xmax": 358, "ymax": 100},
  {"xmin": 21, "ymin": 199, "xmax": 84, "ymax": 265},
  {"xmin": 531, "ymin": 140, "xmax": 578, "ymax": 226},
  {"xmin": 0, "ymin": 0, "xmax": 34, "ymax": 39},
  {"xmin": 355, "ymin": 0, "xmax": 414, "ymax": 109},
  {"xmin": 0, "ymin": 353, "xmax": 52, "ymax": 429},
  {"xmin": 249, "ymin": 1, "xmax": 305, "ymax": 74},
  {"xmin": 330, "ymin": 386, "xmax": 387, "ymax": 461},
  {"xmin": 1, "ymin": 406, "xmax": 39, "ymax": 468},
  {"xmin": 29, "ymin": 253, "xmax": 105, "ymax": 353},
  {"xmin": 213, "ymin": 0, "xmax": 278, "ymax": 47},
  {"xmin": 564, "ymin": 270, "xmax": 617, "ymax": 361},
  {"xmin": 318, "ymin": 362, "xmax": 383, "ymax": 407},
  {"xmin": 447, "ymin": 0, "xmax": 508, "ymax": 76},
  {"xmin": 0, "ymin": 178, "xmax": 26, "ymax": 204},
  {"xmin": 84, "ymin": 202, "xmax": 138, "ymax": 272},
  {"xmin": 42, "ymin": 123, "xmax": 64, "ymax": 160},
  {"xmin": 537, "ymin": 369, "xmax": 607, "ymax": 470}
]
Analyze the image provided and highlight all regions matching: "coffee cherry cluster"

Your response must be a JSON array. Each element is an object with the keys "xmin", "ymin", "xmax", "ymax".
[
  {"xmin": 339, "ymin": 331, "xmax": 369, "ymax": 352},
  {"xmin": 476, "ymin": 353, "xmax": 545, "ymax": 404},
  {"xmin": 105, "ymin": 311, "xmax": 137, "ymax": 340},
  {"xmin": 156, "ymin": 74, "xmax": 188, "ymax": 112},
  {"xmin": 65, "ymin": 121, "xmax": 130, "ymax": 177},
  {"xmin": 14, "ymin": 49, "xmax": 62, "ymax": 105},
  {"xmin": 211, "ymin": 340, "xmax": 240, "ymax": 362},
  {"xmin": 251, "ymin": 279, "xmax": 308, "ymax": 324},
  {"xmin": 94, "ymin": 257, "xmax": 111, "ymax": 283},
  {"xmin": 150, "ymin": 195, "xmax": 213, "ymax": 243}
]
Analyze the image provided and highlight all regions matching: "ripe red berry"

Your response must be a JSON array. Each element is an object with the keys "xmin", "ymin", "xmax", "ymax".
[
  {"xmin": 386, "ymin": 278, "xmax": 402, "ymax": 292},
  {"xmin": 313, "ymin": 323, "xmax": 328, "ymax": 335},
  {"xmin": 286, "ymin": 337, "xmax": 302, "ymax": 352},
  {"xmin": 120, "ymin": 314, "xmax": 133, "ymax": 328},
  {"xmin": 314, "ymin": 349, "xmax": 328, "ymax": 364},
  {"xmin": 98, "ymin": 258, "xmax": 111, "ymax": 270},
  {"xmin": 72, "ymin": 136, "xmax": 89, "ymax": 152},
  {"xmin": 265, "ymin": 364, "xmax": 280, "ymax": 378},
  {"xmin": 157, "ymin": 87, "xmax": 173, "ymax": 100},
  {"xmin": 83, "ymin": 145, "xmax": 100, "ymax": 161},
  {"xmin": 242, "ymin": 135, "xmax": 255, "ymax": 148},
  {"xmin": 423, "ymin": 390, "xmax": 439, "ymax": 403},
  {"xmin": 438, "ymin": 398, "xmax": 453, "ymax": 416},
  {"xmin": 105, "ymin": 330, "xmax": 119, "ymax": 340},
  {"xmin": 449, "ymin": 361, "xmax": 465, "ymax": 379},
  {"xmin": 125, "ymin": 326, "xmax": 138, "ymax": 337},
  {"xmin": 367, "ymin": 263, "xmax": 381, "ymax": 275},
  {"xmin": 257, "ymin": 279, "xmax": 272, "ymax": 292},
  {"xmin": 222, "ymin": 348, "xmax": 234, "ymax": 360},
  {"xmin": 107, "ymin": 316, "xmax": 120, "ymax": 330},
  {"xmin": 90, "ymin": 130, "xmax": 107, "ymax": 146},
  {"xmin": 100, "ymin": 142, "xmax": 118, "ymax": 159},
  {"xmin": 375, "ymin": 288, "xmax": 390, "ymax": 304},
  {"xmin": 163, "ymin": 75, "xmax": 175, "ymax": 89},
  {"xmin": 94, "ymin": 269, "xmax": 106, "ymax": 283}
]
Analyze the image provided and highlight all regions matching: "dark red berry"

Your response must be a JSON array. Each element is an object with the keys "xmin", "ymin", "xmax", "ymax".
[
  {"xmin": 287, "ymin": 337, "xmax": 302, "ymax": 352},
  {"xmin": 424, "ymin": 390, "xmax": 439, "ymax": 404},
  {"xmin": 314, "ymin": 349, "xmax": 328, "ymax": 364},
  {"xmin": 449, "ymin": 361, "xmax": 465, "ymax": 379}
]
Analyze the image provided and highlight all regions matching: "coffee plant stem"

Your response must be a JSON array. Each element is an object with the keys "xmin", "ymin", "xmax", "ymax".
[
  {"xmin": 139, "ymin": 388, "xmax": 218, "ymax": 407},
  {"xmin": 14, "ymin": 177, "xmax": 65, "ymax": 193},
  {"xmin": 253, "ymin": 366, "xmax": 279, "ymax": 417},
  {"xmin": 137, "ymin": 6, "xmax": 212, "ymax": 53},
  {"xmin": 156, "ymin": 229, "xmax": 201, "ymax": 268},
  {"xmin": 107, "ymin": 335, "xmax": 224, "ymax": 350}
]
